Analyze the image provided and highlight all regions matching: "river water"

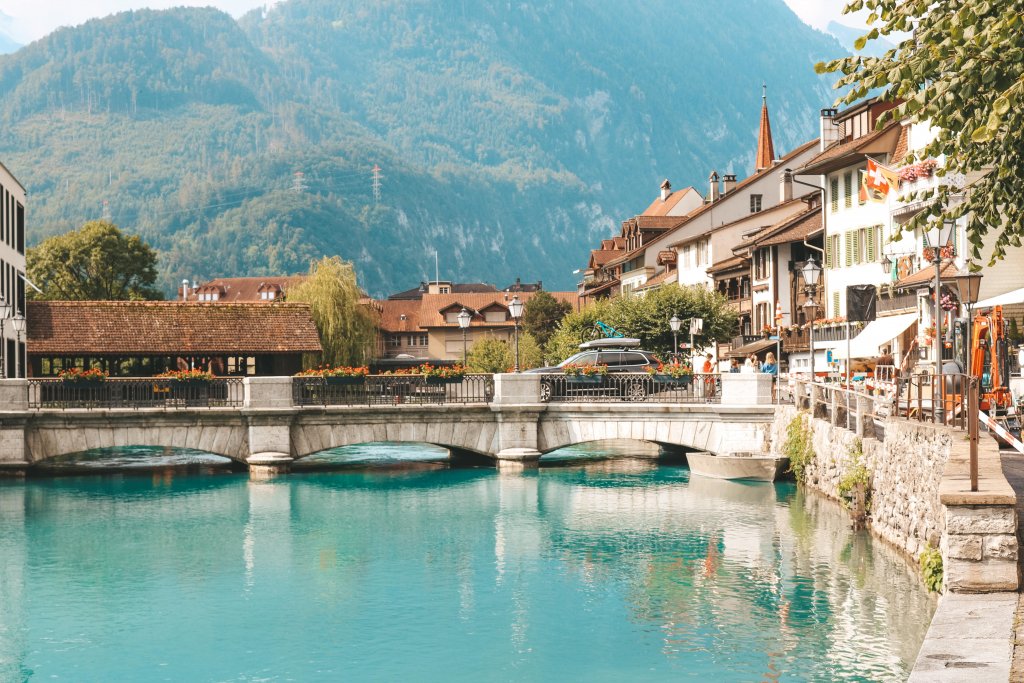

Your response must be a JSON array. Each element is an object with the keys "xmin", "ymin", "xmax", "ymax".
[{"xmin": 0, "ymin": 442, "xmax": 935, "ymax": 681}]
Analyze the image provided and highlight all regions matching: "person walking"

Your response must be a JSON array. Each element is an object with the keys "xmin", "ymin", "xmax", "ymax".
[{"xmin": 762, "ymin": 351, "xmax": 778, "ymax": 401}]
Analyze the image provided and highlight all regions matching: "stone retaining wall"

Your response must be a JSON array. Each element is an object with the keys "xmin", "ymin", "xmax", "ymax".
[{"xmin": 772, "ymin": 405, "xmax": 1019, "ymax": 592}]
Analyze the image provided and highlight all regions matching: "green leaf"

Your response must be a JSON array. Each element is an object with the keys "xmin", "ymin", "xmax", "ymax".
[
  {"xmin": 971, "ymin": 125, "xmax": 992, "ymax": 143},
  {"xmin": 854, "ymin": 35, "xmax": 868, "ymax": 51},
  {"xmin": 994, "ymin": 96, "xmax": 1010, "ymax": 116}
]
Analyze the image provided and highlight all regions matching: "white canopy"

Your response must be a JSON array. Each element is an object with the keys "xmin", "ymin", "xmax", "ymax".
[
  {"xmin": 975, "ymin": 287, "xmax": 1024, "ymax": 309},
  {"xmin": 832, "ymin": 313, "xmax": 918, "ymax": 360}
]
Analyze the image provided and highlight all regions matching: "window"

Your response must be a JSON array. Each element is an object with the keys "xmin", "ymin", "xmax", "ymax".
[
  {"xmin": 833, "ymin": 291, "xmax": 841, "ymax": 317},
  {"xmin": 407, "ymin": 334, "xmax": 428, "ymax": 347},
  {"xmin": 438, "ymin": 286, "xmax": 450, "ymax": 294},
  {"xmin": 830, "ymin": 178, "xmax": 839, "ymax": 213},
  {"xmin": 754, "ymin": 248, "xmax": 771, "ymax": 280},
  {"xmin": 824, "ymin": 236, "xmax": 833, "ymax": 269},
  {"xmin": 750, "ymin": 194, "xmax": 763, "ymax": 213},
  {"xmin": 386, "ymin": 335, "xmax": 401, "ymax": 348},
  {"xmin": 844, "ymin": 232, "xmax": 853, "ymax": 267},
  {"xmin": 484, "ymin": 310, "xmax": 506, "ymax": 323},
  {"xmin": 844, "ymin": 172, "xmax": 853, "ymax": 209},
  {"xmin": 445, "ymin": 311, "xmax": 461, "ymax": 324},
  {"xmin": 598, "ymin": 351, "xmax": 623, "ymax": 366},
  {"xmin": 866, "ymin": 226, "xmax": 876, "ymax": 262}
]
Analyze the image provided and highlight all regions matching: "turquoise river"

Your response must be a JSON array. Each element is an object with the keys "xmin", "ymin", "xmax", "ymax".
[{"xmin": 0, "ymin": 442, "xmax": 936, "ymax": 681}]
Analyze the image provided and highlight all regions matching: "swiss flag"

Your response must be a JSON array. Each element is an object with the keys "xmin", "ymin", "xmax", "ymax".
[{"xmin": 862, "ymin": 159, "xmax": 897, "ymax": 202}]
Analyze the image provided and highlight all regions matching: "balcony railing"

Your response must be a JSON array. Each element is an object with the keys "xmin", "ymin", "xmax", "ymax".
[
  {"xmin": 291, "ymin": 374, "xmax": 495, "ymax": 406},
  {"xmin": 730, "ymin": 334, "xmax": 761, "ymax": 349},
  {"xmin": 537, "ymin": 372, "xmax": 721, "ymax": 404},
  {"xmin": 877, "ymin": 290, "xmax": 918, "ymax": 314},
  {"xmin": 28, "ymin": 378, "xmax": 245, "ymax": 409}
]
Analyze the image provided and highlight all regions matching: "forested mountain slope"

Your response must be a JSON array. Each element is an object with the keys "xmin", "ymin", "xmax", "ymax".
[{"xmin": 0, "ymin": 0, "xmax": 844, "ymax": 295}]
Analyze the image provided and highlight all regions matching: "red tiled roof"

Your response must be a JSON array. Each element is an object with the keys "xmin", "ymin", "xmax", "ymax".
[
  {"xmin": 896, "ymin": 261, "xmax": 959, "ymax": 289},
  {"xmin": 641, "ymin": 187, "xmax": 700, "ymax": 217},
  {"xmin": 186, "ymin": 276, "xmax": 306, "ymax": 302},
  {"xmin": 378, "ymin": 291, "xmax": 579, "ymax": 332},
  {"xmin": 27, "ymin": 301, "xmax": 323, "ymax": 355},
  {"xmin": 756, "ymin": 99, "xmax": 776, "ymax": 171},
  {"xmin": 891, "ymin": 124, "xmax": 909, "ymax": 166}
]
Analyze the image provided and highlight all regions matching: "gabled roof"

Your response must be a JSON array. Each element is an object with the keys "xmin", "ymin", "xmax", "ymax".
[
  {"xmin": 378, "ymin": 291, "xmax": 579, "ymax": 331},
  {"xmin": 797, "ymin": 122, "xmax": 902, "ymax": 175},
  {"xmin": 387, "ymin": 282, "xmax": 498, "ymax": 300},
  {"xmin": 27, "ymin": 301, "xmax": 322, "ymax": 355},
  {"xmin": 747, "ymin": 205, "xmax": 822, "ymax": 248},
  {"xmin": 636, "ymin": 268, "xmax": 677, "ymax": 290},
  {"xmin": 641, "ymin": 186, "xmax": 701, "ymax": 216},
  {"xmin": 896, "ymin": 261, "xmax": 959, "ymax": 289},
  {"xmin": 186, "ymin": 276, "xmax": 306, "ymax": 302}
]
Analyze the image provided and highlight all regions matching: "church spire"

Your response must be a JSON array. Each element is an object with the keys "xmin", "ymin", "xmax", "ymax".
[{"xmin": 756, "ymin": 83, "xmax": 776, "ymax": 171}]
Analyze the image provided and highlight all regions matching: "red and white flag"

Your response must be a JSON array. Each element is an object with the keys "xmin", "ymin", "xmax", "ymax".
[{"xmin": 861, "ymin": 159, "xmax": 899, "ymax": 202}]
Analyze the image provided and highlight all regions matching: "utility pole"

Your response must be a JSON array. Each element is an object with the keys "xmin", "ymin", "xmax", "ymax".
[{"xmin": 372, "ymin": 164, "xmax": 383, "ymax": 205}]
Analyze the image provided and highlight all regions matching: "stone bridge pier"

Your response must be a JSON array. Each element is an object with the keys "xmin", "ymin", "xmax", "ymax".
[{"xmin": 0, "ymin": 374, "xmax": 777, "ymax": 476}]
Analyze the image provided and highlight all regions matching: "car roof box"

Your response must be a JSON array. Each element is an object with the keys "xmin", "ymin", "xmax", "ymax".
[{"xmin": 579, "ymin": 337, "xmax": 642, "ymax": 350}]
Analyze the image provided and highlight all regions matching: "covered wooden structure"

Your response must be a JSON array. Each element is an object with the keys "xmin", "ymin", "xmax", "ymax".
[{"xmin": 27, "ymin": 301, "xmax": 322, "ymax": 377}]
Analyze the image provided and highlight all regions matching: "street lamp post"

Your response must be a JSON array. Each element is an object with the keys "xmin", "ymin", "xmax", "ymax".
[
  {"xmin": 457, "ymin": 307, "xmax": 471, "ymax": 366},
  {"xmin": 954, "ymin": 271, "xmax": 984, "ymax": 368},
  {"xmin": 669, "ymin": 315, "xmax": 681, "ymax": 361},
  {"xmin": 954, "ymin": 270, "xmax": 983, "ymax": 492},
  {"xmin": 11, "ymin": 314, "xmax": 25, "ymax": 379},
  {"xmin": 925, "ymin": 220, "xmax": 956, "ymax": 421},
  {"xmin": 801, "ymin": 258, "xmax": 822, "ymax": 381},
  {"xmin": 0, "ymin": 295, "xmax": 9, "ymax": 379},
  {"xmin": 509, "ymin": 295, "xmax": 524, "ymax": 372}
]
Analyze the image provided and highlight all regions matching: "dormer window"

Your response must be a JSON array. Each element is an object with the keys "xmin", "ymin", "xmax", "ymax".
[
  {"xmin": 439, "ymin": 286, "xmax": 450, "ymax": 294},
  {"xmin": 484, "ymin": 310, "xmax": 507, "ymax": 323},
  {"xmin": 445, "ymin": 311, "xmax": 461, "ymax": 323}
]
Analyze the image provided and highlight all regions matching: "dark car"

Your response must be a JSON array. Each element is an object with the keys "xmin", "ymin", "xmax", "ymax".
[{"xmin": 526, "ymin": 339, "xmax": 662, "ymax": 401}]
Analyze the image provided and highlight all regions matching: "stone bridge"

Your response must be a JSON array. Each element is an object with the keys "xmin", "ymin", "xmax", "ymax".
[{"xmin": 0, "ymin": 374, "xmax": 777, "ymax": 475}]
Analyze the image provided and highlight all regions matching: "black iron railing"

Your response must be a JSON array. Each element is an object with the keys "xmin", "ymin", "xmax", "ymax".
[
  {"xmin": 537, "ymin": 372, "xmax": 721, "ymax": 403},
  {"xmin": 28, "ymin": 378, "xmax": 245, "ymax": 409},
  {"xmin": 291, "ymin": 374, "xmax": 495, "ymax": 406}
]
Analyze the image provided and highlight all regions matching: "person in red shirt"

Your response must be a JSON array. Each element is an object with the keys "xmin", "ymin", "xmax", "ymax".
[{"xmin": 702, "ymin": 353, "xmax": 716, "ymax": 399}]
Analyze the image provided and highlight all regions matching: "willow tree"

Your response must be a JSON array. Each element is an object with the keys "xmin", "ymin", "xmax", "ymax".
[
  {"xmin": 288, "ymin": 256, "xmax": 377, "ymax": 367},
  {"xmin": 817, "ymin": 1, "xmax": 1024, "ymax": 264}
]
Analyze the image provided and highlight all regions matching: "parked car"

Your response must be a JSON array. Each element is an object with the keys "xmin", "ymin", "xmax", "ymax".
[{"xmin": 526, "ymin": 338, "xmax": 662, "ymax": 401}]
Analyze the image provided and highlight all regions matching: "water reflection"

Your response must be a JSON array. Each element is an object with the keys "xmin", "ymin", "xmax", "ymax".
[{"xmin": 0, "ymin": 448, "xmax": 934, "ymax": 681}]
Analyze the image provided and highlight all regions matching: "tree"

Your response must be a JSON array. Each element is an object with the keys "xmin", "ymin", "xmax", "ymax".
[
  {"xmin": 545, "ymin": 284, "xmax": 738, "ymax": 363},
  {"xmin": 466, "ymin": 333, "xmax": 543, "ymax": 373},
  {"xmin": 522, "ymin": 290, "xmax": 572, "ymax": 349},
  {"xmin": 817, "ymin": 1, "xmax": 1024, "ymax": 266},
  {"xmin": 27, "ymin": 221, "xmax": 162, "ymax": 300},
  {"xmin": 287, "ymin": 256, "xmax": 378, "ymax": 367}
]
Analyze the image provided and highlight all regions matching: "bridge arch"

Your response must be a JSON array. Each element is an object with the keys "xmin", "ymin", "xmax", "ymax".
[
  {"xmin": 24, "ymin": 419, "xmax": 250, "ymax": 466},
  {"xmin": 30, "ymin": 445, "xmax": 237, "ymax": 470},
  {"xmin": 293, "ymin": 441, "xmax": 495, "ymax": 468},
  {"xmin": 291, "ymin": 412, "xmax": 501, "ymax": 460}
]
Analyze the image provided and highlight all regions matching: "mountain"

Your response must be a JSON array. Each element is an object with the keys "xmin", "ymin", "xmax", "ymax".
[
  {"xmin": 0, "ymin": 0, "xmax": 845, "ymax": 296},
  {"xmin": 0, "ymin": 12, "xmax": 21, "ymax": 54},
  {"xmin": 827, "ymin": 20, "xmax": 896, "ymax": 58}
]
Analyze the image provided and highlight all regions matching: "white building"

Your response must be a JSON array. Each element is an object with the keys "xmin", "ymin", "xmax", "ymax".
[{"xmin": 0, "ymin": 161, "xmax": 26, "ymax": 378}]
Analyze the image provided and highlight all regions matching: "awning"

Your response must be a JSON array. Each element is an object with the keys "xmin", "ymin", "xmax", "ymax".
[
  {"xmin": 832, "ymin": 313, "xmax": 917, "ymax": 360},
  {"xmin": 976, "ymin": 287, "xmax": 1024, "ymax": 308},
  {"xmin": 728, "ymin": 338, "xmax": 778, "ymax": 358}
]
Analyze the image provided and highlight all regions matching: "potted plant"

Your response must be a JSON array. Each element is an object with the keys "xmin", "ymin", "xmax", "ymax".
[
  {"xmin": 156, "ymin": 369, "xmax": 215, "ymax": 401},
  {"xmin": 421, "ymin": 363, "xmax": 465, "ymax": 384},
  {"xmin": 563, "ymin": 363, "xmax": 608, "ymax": 384},
  {"xmin": 58, "ymin": 367, "xmax": 108, "ymax": 385},
  {"xmin": 646, "ymin": 361, "xmax": 692, "ymax": 387},
  {"xmin": 156, "ymin": 369, "xmax": 215, "ymax": 383},
  {"xmin": 297, "ymin": 366, "xmax": 370, "ymax": 385}
]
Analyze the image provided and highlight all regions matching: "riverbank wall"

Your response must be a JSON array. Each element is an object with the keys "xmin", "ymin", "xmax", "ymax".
[{"xmin": 769, "ymin": 404, "xmax": 1018, "ymax": 593}]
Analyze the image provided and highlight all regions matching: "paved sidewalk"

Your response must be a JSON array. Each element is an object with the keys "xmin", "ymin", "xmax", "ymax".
[
  {"xmin": 1002, "ymin": 451, "xmax": 1024, "ymax": 681},
  {"xmin": 909, "ymin": 592, "xmax": 1016, "ymax": 682}
]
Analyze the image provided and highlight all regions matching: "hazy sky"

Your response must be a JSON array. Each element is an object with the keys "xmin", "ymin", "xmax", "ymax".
[{"xmin": 1, "ymin": 0, "xmax": 861, "ymax": 43}]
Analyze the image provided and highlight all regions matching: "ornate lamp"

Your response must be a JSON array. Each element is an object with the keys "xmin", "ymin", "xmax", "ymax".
[
  {"xmin": 509, "ymin": 296, "xmax": 524, "ymax": 372},
  {"xmin": 457, "ymin": 307, "xmax": 471, "ymax": 365}
]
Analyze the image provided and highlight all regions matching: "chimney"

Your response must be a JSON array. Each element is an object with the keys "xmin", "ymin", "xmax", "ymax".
[
  {"xmin": 181, "ymin": 279, "xmax": 190, "ymax": 301},
  {"xmin": 660, "ymin": 179, "xmax": 671, "ymax": 201},
  {"xmin": 820, "ymin": 108, "xmax": 839, "ymax": 152},
  {"xmin": 780, "ymin": 169, "xmax": 793, "ymax": 203},
  {"xmin": 708, "ymin": 171, "xmax": 720, "ymax": 203},
  {"xmin": 722, "ymin": 174, "xmax": 737, "ymax": 196}
]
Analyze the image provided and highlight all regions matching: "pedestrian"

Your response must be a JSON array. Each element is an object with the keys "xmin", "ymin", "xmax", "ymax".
[
  {"xmin": 702, "ymin": 353, "xmax": 716, "ymax": 399},
  {"xmin": 762, "ymin": 351, "xmax": 778, "ymax": 401},
  {"xmin": 729, "ymin": 358, "xmax": 740, "ymax": 373}
]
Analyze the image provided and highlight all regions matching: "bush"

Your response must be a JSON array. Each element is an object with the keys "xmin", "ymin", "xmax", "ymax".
[
  {"xmin": 919, "ymin": 543, "xmax": 943, "ymax": 593},
  {"xmin": 783, "ymin": 413, "xmax": 815, "ymax": 484},
  {"xmin": 466, "ymin": 333, "xmax": 543, "ymax": 373}
]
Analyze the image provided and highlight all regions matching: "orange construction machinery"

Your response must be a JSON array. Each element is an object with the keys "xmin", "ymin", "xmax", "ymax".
[{"xmin": 967, "ymin": 305, "xmax": 1014, "ymax": 414}]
